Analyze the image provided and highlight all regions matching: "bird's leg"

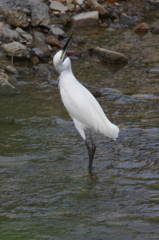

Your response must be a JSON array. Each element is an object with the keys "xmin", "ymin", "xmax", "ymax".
[{"xmin": 85, "ymin": 133, "xmax": 96, "ymax": 171}]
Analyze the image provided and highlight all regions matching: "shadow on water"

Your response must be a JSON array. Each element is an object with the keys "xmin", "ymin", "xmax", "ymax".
[{"xmin": 0, "ymin": 27, "xmax": 159, "ymax": 240}]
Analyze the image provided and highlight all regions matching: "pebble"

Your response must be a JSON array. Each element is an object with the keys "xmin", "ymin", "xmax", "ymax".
[{"xmin": 74, "ymin": 36, "xmax": 86, "ymax": 45}]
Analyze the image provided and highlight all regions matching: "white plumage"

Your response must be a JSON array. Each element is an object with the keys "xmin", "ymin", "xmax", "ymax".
[{"xmin": 53, "ymin": 38, "xmax": 119, "ymax": 170}]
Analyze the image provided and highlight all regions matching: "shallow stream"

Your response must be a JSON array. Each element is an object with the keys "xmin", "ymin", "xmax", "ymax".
[{"xmin": 0, "ymin": 26, "xmax": 159, "ymax": 239}]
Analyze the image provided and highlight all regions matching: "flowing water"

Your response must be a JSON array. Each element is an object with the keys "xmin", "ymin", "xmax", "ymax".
[{"xmin": 0, "ymin": 26, "xmax": 159, "ymax": 240}]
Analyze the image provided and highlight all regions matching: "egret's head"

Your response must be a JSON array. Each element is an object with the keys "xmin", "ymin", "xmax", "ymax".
[{"xmin": 53, "ymin": 33, "xmax": 74, "ymax": 73}]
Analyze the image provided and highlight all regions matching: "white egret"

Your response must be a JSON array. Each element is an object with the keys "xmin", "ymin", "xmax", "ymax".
[{"xmin": 53, "ymin": 33, "xmax": 119, "ymax": 171}]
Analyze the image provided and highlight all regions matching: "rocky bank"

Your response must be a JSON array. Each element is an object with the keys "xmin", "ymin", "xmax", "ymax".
[{"xmin": 0, "ymin": 0, "xmax": 159, "ymax": 94}]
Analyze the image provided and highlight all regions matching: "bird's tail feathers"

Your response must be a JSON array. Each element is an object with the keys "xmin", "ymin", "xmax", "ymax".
[{"xmin": 98, "ymin": 119, "xmax": 119, "ymax": 140}]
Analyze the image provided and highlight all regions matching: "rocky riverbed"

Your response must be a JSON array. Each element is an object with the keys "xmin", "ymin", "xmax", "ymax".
[{"xmin": 0, "ymin": 0, "xmax": 159, "ymax": 94}]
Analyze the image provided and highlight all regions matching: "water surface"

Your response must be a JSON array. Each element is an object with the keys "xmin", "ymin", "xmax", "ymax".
[{"xmin": 0, "ymin": 27, "xmax": 159, "ymax": 239}]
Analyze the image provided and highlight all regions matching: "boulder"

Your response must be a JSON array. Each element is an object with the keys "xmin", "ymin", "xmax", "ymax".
[
  {"xmin": 71, "ymin": 11, "xmax": 99, "ymax": 28},
  {"xmin": 0, "ymin": 72, "xmax": 19, "ymax": 95},
  {"xmin": 31, "ymin": 2, "xmax": 50, "ymax": 28},
  {"xmin": 89, "ymin": 46, "xmax": 128, "ymax": 63}
]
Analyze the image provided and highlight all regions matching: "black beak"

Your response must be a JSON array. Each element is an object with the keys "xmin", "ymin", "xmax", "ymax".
[{"xmin": 61, "ymin": 32, "xmax": 74, "ymax": 59}]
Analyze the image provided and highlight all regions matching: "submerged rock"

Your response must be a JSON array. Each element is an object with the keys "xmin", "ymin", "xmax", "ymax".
[
  {"xmin": 0, "ymin": 72, "xmax": 19, "ymax": 95},
  {"xmin": 132, "ymin": 94, "xmax": 159, "ymax": 100},
  {"xmin": 74, "ymin": 36, "xmax": 86, "ymax": 45},
  {"xmin": 89, "ymin": 46, "xmax": 128, "ymax": 63},
  {"xmin": 119, "ymin": 14, "xmax": 137, "ymax": 26},
  {"xmin": 101, "ymin": 88, "xmax": 122, "ymax": 100}
]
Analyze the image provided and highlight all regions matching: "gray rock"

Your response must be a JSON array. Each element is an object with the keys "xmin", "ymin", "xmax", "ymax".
[
  {"xmin": 0, "ymin": 24, "xmax": 21, "ymax": 42},
  {"xmin": 74, "ymin": 36, "xmax": 86, "ymax": 45},
  {"xmin": 0, "ymin": 0, "xmax": 34, "ymax": 14},
  {"xmin": 3, "ymin": 41, "xmax": 30, "ymax": 58},
  {"xmin": 89, "ymin": 46, "xmax": 128, "ymax": 63},
  {"xmin": 119, "ymin": 14, "xmax": 137, "ymax": 26},
  {"xmin": 101, "ymin": 88, "xmax": 122, "ymax": 100},
  {"xmin": 5, "ymin": 65, "xmax": 18, "ymax": 74},
  {"xmin": 50, "ymin": 13, "xmax": 70, "ymax": 26},
  {"xmin": 49, "ymin": 24, "xmax": 67, "ymax": 38},
  {"xmin": 33, "ymin": 64, "xmax": 53, "ymax": 77},
  {"xmin": 32, "ymin": 47, "xmax": 44, "ymax": 58},
  {"xmin": 33, "ymin": 31, "xmax": 46, "ymax": 41},
  {"xmin": 115, "ymin": 95, "xmax": 137, "ymax": 104},
  {"xmin": 31, "ymin": 2, "xmax": 50, "ymax": 28},
  {"xmin": 50, "ymin": 1, "xmax": 68, "ymax": 13},
  {"xmin": 132, "ymin": 94, "xmax": 159, "ymax": 100},
  {"xmin": 15, "ymin": 27, "xmax": 33, "ymax": 42},
  {"xmin": 0, "ymin": 0, "xmax": 18, "ymax": 13},
  {"xmin": 67, "ymin": 3, "xmax": 75, "ymax": 12},
  {"xmin": 0, "ymin": 72, "xmax": 19, "ymax": 95},
  {"xmin": 33, "ymin": 37, "xmax": 51, "ymax": 58},
  {"xmin": 71, "ymin": 11, "xmax": 99, "ymax": 28}
]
